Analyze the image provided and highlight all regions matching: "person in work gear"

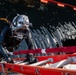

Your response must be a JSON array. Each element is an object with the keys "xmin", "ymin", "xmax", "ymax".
[{"xmin": 0, "ymin": 14, "xmax": 35, "ymax": 62}]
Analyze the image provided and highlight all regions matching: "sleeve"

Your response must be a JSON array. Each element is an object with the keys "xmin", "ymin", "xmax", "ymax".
[
  {"xmin": 0, "ymin": 25, "xmax": 10, "ymax": 62},
  {"xmin": 23, "ymin": 58, "xmax": 29, "ymax": 62},
  {"xmin": 29, "ymin": 58, "xmax": 38, "ymax": 64},
  {"xmin": 24, "ymin": 29, "xmax": 35, "ymax": 50}
]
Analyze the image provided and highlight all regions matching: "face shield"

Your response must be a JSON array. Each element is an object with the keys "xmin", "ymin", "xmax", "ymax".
[
  {"xmin": 11, "ymin": 14, "xmax": 30, "ymax": 40},
  {"xmin": 11, "ymin": 14, "xmax": 30, "ymax": 31}
]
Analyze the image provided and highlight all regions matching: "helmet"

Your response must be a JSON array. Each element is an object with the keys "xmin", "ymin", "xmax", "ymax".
[{"xmin": 11, "ymin": 14, "xmax": 30, "ymax": 31}]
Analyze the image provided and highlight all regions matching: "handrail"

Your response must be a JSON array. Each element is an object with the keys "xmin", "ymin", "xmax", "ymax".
[
  {"xmin": 13, "ymin": 46, "xmax": 76, "ymax": 55},
  {"xmin": 40, "ymin": 0, "xmax": 76, "ymax": 11},
  {"xmin": 1, "ymin": 62, "xmax": 76, "ymax": 75},
  {"xmin": 1, "ymin": 53, "xmax": 76, "ymax": 75}
]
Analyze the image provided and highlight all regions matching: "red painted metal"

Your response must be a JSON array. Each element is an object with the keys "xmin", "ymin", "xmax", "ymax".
[
  {"xmin": 40, "ymin": 0, "xmax": 76, "ymax": 10},
  {"xmin": 57, "ymin": 3, "xmax": 65, "ymax": 7},
  {"xmin": 14, "ymin": 46, "xmax": 76, "ymax": 55},
  {"xmin": 1, "ymin": 54, "xmax": 76, "ymax": 75}
]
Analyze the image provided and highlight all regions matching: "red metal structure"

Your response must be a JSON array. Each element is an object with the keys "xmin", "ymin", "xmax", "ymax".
[
  {"xmin": 40, "ymin": 0, "xmax": 76, "ymax": 10},
  {"xmin": 0, "ymin": 53, "xmax": 76, "ymax": 75},
  {"xmin": 0, "ymin": 46, "xmax": 76, "ymax": 75},
  {"xmin": 14, "ymin": 46, "xmax": 76, "ymax": 55}
]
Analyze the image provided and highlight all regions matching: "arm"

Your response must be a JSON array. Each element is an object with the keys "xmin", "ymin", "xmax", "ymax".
[
  {"xmin": 0, "ymin": 25, "xmax": 10, "ymax": 62},
  {"xmin": 24, "ymin": 29, "xmax": 35, "ymax": 50}
]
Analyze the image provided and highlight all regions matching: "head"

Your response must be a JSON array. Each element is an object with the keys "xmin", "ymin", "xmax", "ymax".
[{"xmin": 26, "ymin": 53, "xmax": 34, "ymax": 58}]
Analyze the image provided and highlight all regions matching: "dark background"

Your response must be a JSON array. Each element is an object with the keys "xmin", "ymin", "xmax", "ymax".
[{"xmin": 0, "ymin": 0, "xmax": 76, "ymax": 46}]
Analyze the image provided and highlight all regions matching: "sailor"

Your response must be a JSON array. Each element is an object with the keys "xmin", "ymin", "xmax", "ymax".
[
  {"xmin": 23, "ymin": 53, "xmax": 38, "ymax": 64},
  {"xmin": 0, "ymin": 14, "xmax": 35, "ymax": 62},
  {"xmin": 0, "ymin": 19, "xmax": 11, "ymax": 62},
  {"xmin": 11, "ymin": 14, "xmax": 35, "ymax": 50}
]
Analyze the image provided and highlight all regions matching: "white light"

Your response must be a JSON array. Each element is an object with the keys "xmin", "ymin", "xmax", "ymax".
[
  {"xmin": 73, "ymin": 7, "xmax": 76, "ymax": 10},
  {"xmin": 57, "ymin": 3, "xmax": 65, "ymax": 7}
]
